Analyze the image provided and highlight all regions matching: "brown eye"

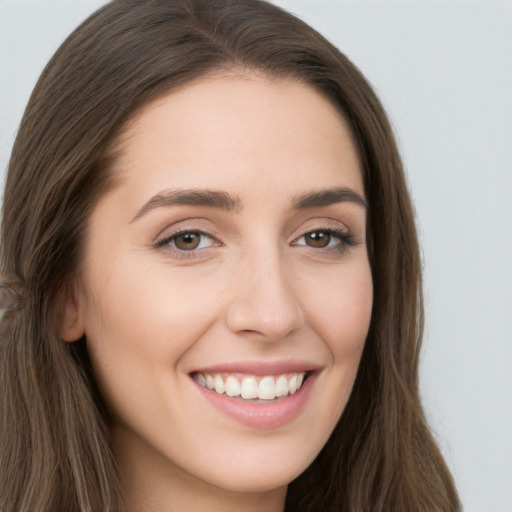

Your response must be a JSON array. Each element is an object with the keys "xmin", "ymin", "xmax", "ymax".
[
  {"xmin": 155, "ymin": 230, "xmax": 217, "ymax": 254},
  {"xmin": 294, "ymin": 229, "xmax": 354, "ymax": 253},
  {"xmin": 304, "ymin": 231, "xmax": 333, "ymax": 248},
  {"xmin": 155, "ymin": 229, "xmax": 218, "ymax": 256},
  {"xmin": 173, "ymin": 232, "xmax": 202, "ymax": 250}
]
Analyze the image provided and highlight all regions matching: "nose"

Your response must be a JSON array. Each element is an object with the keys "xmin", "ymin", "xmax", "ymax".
[{"xmin": 225, "ymin": 249, "xmax": 305, "ymax": 341}]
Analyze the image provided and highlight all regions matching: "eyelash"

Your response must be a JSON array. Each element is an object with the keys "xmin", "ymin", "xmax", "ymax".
[
  {"xmin": 293, "ymin": 227, "xmax": 356, "ymax": 254},
  {"xmin": 154, "ymin": 229, "xmax": 219, "ymax": 258},
  {"xmin": 154, "ymin": 227, "xmax": 356, "ymax": 259}
]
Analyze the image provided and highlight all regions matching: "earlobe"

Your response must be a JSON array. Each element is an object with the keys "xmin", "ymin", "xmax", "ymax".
[{"xmin": 58, "ymin": 281, "xmax": 85, "ymax": 342}]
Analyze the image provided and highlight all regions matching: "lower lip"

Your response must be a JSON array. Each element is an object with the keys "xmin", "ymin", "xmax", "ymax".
[{"xmin": 192, "ymin": 374, "xmax": 316, "ymax": 430}]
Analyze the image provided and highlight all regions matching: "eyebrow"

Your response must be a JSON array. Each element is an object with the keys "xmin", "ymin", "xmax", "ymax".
[
  {"xmin": 132, "ymin": 186, "xmax": 367, "ymax": 222},
  {"xmin": 291, "ymin": 187, "xmax": 368, "ymax": 210},
  {"xmin": 131, "ymin": 188, "xmax": 241, "ymax": 222}
]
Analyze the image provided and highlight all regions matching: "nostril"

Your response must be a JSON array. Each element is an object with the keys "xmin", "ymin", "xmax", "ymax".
[{"xmin": 226, "ymin": 298, "xmax": 304, "ymax": 341}]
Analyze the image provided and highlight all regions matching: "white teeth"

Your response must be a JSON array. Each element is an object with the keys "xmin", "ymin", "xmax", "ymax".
[
  {"xmin": 258, "ymin": 376, "xmax": 275, "ymax": 400},
  {"xmin": 213, "ymin": 375, "xmax": 225, "ymax": 394},
  {"xmin": 195, "ymin": 372, "xmax": 307, "ymax": 400},
  {"xmin": 196, "ymin": 373, "xmax": 206, "ymax": 387},
  {"xmin": 288, "ymin": 374, "xmax": 298, "ymax": 394},
  {"xmin": 240, "ymin": 377, "xmax": 258, "ymax": 399},
  {"xmin": 275, "ymin": 375, "xmax": 288, "ymax": 397},
  {"xmin": 225, "ymin": 375, "xmax": 241, "ymax": 397}
]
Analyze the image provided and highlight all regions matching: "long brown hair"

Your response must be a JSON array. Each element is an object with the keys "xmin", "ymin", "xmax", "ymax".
[{"xmin": 0, "ymin": 1, "xmax": 461, "ymax": 510}]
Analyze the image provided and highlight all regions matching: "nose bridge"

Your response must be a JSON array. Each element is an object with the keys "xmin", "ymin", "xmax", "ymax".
[{"xmin": 226, "ymin": 241, "xmax": 304, "ymax": 340}]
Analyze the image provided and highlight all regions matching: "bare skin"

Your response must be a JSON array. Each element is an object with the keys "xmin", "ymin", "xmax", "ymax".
[{"xmin": 61, "ymin": 74, "xmax": 372, "ymax": 512}]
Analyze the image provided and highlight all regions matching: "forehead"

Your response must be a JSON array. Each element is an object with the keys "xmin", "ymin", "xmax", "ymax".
[{"xmin": 110, "ymin": 74, "xmax": 363, "ymax": 203}]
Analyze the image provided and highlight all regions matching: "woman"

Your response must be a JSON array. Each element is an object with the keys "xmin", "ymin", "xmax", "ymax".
[{"xmin": 0, "ymin": 0, "xmax": 461, "ymax": 511}]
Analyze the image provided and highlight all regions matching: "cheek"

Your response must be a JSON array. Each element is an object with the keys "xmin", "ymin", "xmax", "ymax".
[
  {"xmin": 291, "ymin": 261, "xmax": 372, "ymax": 443},
  {"xmin": 79, "ymin": 267, "xmax": 217, "ymax": 438},
  {"xmin": 332, "ymin": 278, "xmax": 373, "ymax": 356},
  {"xmin": 80, "ymin": 257, "xmax": 226, "ymax": 397},
  {"xmin": 83, "ymin": 255, "xmax": 215, "ymax": 340},
  {"xmin": 302, "ymin": 260, "xmax": 373, "ymax": 359}
]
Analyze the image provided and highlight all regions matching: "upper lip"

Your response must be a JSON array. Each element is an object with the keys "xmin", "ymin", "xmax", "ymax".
[{"xmin": 190, "ymin": 359, "xmax": 322, "ymax": 376}]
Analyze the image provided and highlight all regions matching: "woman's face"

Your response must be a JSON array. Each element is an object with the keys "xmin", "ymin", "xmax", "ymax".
[{"xmin": 67, "ymin": 75, "xmax": 372, "ymax": 504}]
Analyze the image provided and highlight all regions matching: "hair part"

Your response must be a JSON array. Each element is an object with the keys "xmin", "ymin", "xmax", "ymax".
[{"xmin": 1, "ymin": 1, "xmax": 460, "ymax": 510}]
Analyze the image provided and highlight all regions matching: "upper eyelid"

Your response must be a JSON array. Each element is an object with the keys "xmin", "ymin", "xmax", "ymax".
[
  {"xmin": 152, "ymin": 215, "xmax": 358, "ymax": 246},
  {"xmin": 295, "ymin": 227, "xmax": 348, "ymax": 238},
  {"xmin": 291, "ymin": 220, "xmax": 351, "ymax": 239},
  {"xmin": 155, "ymin": 229, "xmax": 218, "ymax": 246},
  {"xmin": 154, "ymin": 218, "xmax": 220, "ymax": 241},
  {"xmin": 155, "ymin": 221, "xmax": 351, "ymax": 239},
  {"xmin": 156, "ymin": 227, "xmax": 352, "ymax": 251},
  {"xmin": 293, "ymin": 227, "xmax": 354, "ymax": 245}
]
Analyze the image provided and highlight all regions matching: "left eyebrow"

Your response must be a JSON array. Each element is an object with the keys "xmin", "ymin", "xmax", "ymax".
[{"xmin": 291, "ymin": 187, "xmax": 368, "ymax": 210}]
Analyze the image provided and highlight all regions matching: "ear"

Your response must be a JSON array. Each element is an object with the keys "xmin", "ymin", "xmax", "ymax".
[{"xmin": 58, "ymin": 280, "xmax": 85, "ymax": 342}]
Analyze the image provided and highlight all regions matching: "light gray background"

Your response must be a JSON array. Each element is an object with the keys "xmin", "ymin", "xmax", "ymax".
[{"xmin": 1, "ymin": 1, "xmax": 511, "ymax": 510}]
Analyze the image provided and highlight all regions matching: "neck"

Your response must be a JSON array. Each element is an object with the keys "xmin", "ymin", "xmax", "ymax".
[{"xmin": 122, "ymin": 480, "xmax": 286, "ymax": 512}]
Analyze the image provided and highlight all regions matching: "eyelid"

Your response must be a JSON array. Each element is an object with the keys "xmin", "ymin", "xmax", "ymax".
[
  {"xmin": 152, "ymin": 218, "xmax": 359, "ymax": 260},
  {"xmin": 154, "ymin": 228, "xmax": 221, "ymax": 258},
  {"xmin": 291, "ymin": 226, "xmax": 357, "ymax": 252},
  {"xmin": 153, "ymin": 216, "xmax": 221, "ymax": 245}
]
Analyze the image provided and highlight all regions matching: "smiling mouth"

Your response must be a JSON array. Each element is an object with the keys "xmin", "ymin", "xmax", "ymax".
[{"xmin": 192, "ymin": 372, "xmax": 308, "ymax": 401}]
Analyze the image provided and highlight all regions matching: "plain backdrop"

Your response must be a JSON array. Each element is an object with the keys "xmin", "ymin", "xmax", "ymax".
[{"xmin": 1, "ymin": 1, "xmax": 511, "ymax": 511}]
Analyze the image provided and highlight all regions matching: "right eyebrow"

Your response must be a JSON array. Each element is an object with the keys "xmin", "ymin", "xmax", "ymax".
[{"xmin": 131, "ymin": 188, "xmax": 242, "ymax": 222}]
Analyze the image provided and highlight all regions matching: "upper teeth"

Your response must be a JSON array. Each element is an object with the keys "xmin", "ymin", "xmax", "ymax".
[{"xmin": 194, "ymin": 372, "xmax": 306, "ymax": 400}]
